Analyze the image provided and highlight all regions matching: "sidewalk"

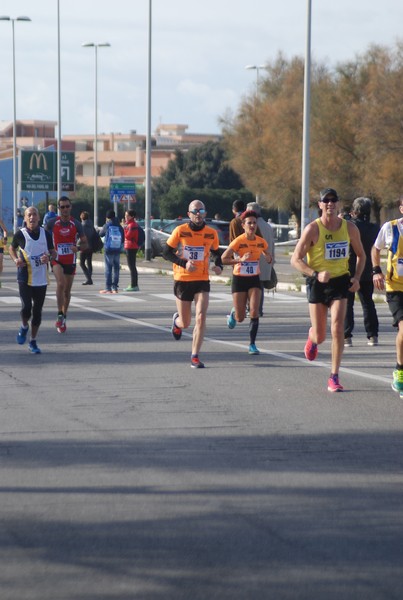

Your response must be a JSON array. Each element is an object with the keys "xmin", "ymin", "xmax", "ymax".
[{"xmin": 93, "ymin": 250, "xmax": 304, "ymax": 293}]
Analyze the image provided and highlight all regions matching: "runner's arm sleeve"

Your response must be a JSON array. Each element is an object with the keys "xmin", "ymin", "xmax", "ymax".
[
  {"xmin": 162, "ymin": 242, "xmax": 188, "ymax": 268},
  {"xmin": 210, "ymin": 247, "xmax": 223, "ymax": 269},
  {"xmin": 45, "ymin": 229, "xmax": 54, "ymax": 250},
  {"xmin": 10, "ymin": 230, "xmax": 25, "ymax": 249}
]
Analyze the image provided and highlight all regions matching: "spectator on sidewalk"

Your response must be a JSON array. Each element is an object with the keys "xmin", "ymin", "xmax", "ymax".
[
  {"xmin": 344, "ymin": 197, "xmax": 380, "ymax": 347},
  {"xmin": 247, "ymin": 201, "xmax": 275, "ymax": 316},
  {"xmin": 98, "ymin": 210, "xmax": 124, "ymax": 294},
  {"xmin": 123, "ymin": 209, "xmax": 144, "ymax": 292},
  {"xmin": 79, "ymin": 211, "xmax": 95, "ymax": 285}
]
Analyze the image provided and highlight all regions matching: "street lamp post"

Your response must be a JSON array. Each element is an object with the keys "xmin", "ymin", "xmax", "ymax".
[
  {"xmin": 0, "ymin": 16, "xmax": 31, "ymax": 232},
  {"xmin": 144, "ymin": 0, "xmax": 152, "ymax": 261},
  {"xmin": 245, "ymin": 64, "xmax": 266, "ymax": 204},
  {"xmin": 301, "ymin": 0, "xmax": 312, "ymax": 233},
  {"xmin": 245, "ymin": 64, "xmax": 266, "ymax": 91},
  {"xmin": 82, "ymin": 42, "xmax": 111, "ymax": 227}
]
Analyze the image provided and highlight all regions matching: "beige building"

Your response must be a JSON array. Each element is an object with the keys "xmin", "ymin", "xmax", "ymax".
[{"xmin": 0, "ymin": 119, "xmax": 222, "ymax": 189}]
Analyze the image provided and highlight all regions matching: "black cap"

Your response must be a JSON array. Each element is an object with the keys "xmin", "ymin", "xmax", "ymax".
[{"xmin": 320, "ymin": 188, "xmax": 339, "ymax": 201}]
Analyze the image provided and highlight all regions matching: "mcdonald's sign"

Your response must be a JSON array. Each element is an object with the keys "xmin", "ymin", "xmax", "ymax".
[
  {"xmin": 20, "ymin": 150, "xmax": 75, "ymax": 192},
  {"xmin": 29, "ymin": 152, "xmax": 48, "ymax": 172}
]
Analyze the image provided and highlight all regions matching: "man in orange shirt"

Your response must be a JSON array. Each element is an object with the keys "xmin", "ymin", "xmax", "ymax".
[{"xmin": 163, "ymin": 199, "xmax": 223, "ymax": 368}]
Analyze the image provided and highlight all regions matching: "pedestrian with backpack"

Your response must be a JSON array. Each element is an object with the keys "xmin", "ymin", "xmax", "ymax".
[
  {"xmin": 123, "ymin": 209, "xmax": 144, "ymax": 291},
  {"xmin": 98, "ymin": 210, "xmax": 124, "ymax": 294}
]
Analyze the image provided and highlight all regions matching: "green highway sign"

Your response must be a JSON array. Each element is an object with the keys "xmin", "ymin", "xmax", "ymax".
[
  {"xmin": 110, "ymin": 177, "xmax": 136, "ymax": 203},
  {"xmin": 20, "ymin": 150, "xmax": 75, "ymax": 192},
  {"xmin": 60, "ymin": 152, "xmax": 75, "ymax": 192}
]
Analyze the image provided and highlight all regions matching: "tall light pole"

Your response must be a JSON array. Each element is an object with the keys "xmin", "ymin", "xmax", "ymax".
[
  {"xmin": 245, "ymin": 64, "xmax": 266, "ymax": 204},
  {"xmin": 245, "ymin": 64, "xmax": 266, "ymax": 92},
  {"xmin": 301, "ymin": 0, "xmax": 312, "ymax": 233},
  {"xmin": 0, "ymin": 16, "xmax": 31, "ymax": 232},
  {"xmin": 57, "ymin": 1, "xmax": 62, "ymax": 200},
  {"xmin": 82, "ymin": 42, "xmax": 111, "ymax": 227},
  {"xmin": 144, "ymin": 0, "xmax": 152, "ymax": 260}
]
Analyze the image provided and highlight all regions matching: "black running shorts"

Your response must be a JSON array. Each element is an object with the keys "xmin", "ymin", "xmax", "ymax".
[
  {"xmin": 231, "ymin": 274, "xmax": 261, "ymax": 294},
  {"xmin": 306, "ymin": 273, "xmax": 350, "ymax": 306},
  {"xmin": 51, "ymin": 261, "xmax": 76, "ymax": 275},
  {"xmin": 174, "ymin": 280, "xmax": 210, "ymax": 302},
  {"xmin": 386, "ymin": 291, "xmax": 403, "ymax": 327}
]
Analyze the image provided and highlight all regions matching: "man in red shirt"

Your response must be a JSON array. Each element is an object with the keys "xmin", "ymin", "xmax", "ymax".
[
  {"xmin": 123, "ymin": 209, "xmax": 143, "ymax": 291},
  {"xmin": 45, "ymin": 197, "xmax": 87, "ymax": 333}
]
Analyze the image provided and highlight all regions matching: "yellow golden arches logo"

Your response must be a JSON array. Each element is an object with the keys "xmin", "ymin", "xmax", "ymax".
[{"xmin": 29, "ymin": 152, "xmax": 48, "ymax": 171}]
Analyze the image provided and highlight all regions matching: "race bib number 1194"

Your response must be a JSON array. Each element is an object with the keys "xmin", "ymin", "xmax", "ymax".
[{"xmin": 325, "ymin": 241, "xmax": 348, "ymax": 260}]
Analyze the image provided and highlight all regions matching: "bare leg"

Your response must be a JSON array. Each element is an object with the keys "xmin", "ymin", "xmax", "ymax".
[
  {"xmin": 233, "ymin": 291, "xmax": 248, "ymax": 323},
  {"xmin": 329, "ymin": 298, "xmax": 348, "ymax": 374},
  {"xmin": 191, "ymin": 292, "xmax": 209, "ymax": 356}
]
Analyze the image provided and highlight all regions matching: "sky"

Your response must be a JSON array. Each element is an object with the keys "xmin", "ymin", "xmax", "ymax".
[{"xmin": 0, "ymin": 0, "xmax": 402, "ymax": 137}]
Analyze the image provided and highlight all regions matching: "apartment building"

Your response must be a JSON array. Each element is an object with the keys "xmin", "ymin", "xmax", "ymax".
[{"xmin": 0, "ymin": 120, "xmax": 221, "ymax": 188}]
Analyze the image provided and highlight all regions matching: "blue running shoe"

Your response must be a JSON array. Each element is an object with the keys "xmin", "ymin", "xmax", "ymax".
[
  {"xmin": 392, "ymin": 370, "xmax": 403, "ymax": 394},
  {"xmin": 28, "ymin": 340, "xmax": 41, "ymax": 354},
  {"xmin": 17, "ymin": 326, "xmax": 28, "ymax": 345},
  {"xmin": 227, "ymin": 308, "xmax": 236, "ymax": 329},
  {"xmin": 248, "ymin": 344, "xmax": 260, "ymax": 355}
]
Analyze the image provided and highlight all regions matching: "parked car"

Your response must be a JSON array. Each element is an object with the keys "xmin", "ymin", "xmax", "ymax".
[
  {"xmin": 136, "ymin": 219, "xmax": 174, "ymax": 231},
  {"xmin": 150, "ymin": 219, "xmax": 230, "ymax": 258}
]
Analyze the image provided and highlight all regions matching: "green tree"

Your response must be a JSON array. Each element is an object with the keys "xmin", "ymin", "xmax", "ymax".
[
  {"xmin": 151, "ymin": 140, "xmax": 249, "ymax": 219},
  {"xmin": 222, "ymin": 43, "xmax": 403, "ymax": 229}
]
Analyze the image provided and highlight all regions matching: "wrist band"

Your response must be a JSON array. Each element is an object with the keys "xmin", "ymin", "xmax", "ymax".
[{"xmin": 372, "ymin": 266, "xmax": 382, "ymax": 275}]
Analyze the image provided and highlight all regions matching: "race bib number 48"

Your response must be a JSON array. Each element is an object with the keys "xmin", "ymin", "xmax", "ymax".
[
  {"xmin": 240, "ymin": 261, "xmax": 259, "ymax": 275},
  {"xmin": 325, "ymin": 241, "xmax": 348, "ymax": 260}
]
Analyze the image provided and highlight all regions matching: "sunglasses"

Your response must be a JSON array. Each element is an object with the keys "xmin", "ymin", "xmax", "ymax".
[
  {"xmin": 189, "ymin": 208, "xmax": 206, "ymax": 215},
  {"xmin": 59, "ymin": 205, "xmax": 71, "ymax": 209},
  {"xmin": 321, "ymin": 197, "xmax": 338, "ymax": 204}
]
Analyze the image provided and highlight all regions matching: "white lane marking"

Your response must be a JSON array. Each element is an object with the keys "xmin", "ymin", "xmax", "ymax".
[
  {"xmin": 67, "ymin": 299, "xmax": 391, "ymax": 386},
  {"xmin": 99, "ymin": 294, "xmax": 145, "ymax": 303},
  {"xmin": 0, "ymin": 296, "xmax": 21, "ymax": 304},
  {"xmin": 47, "ymin": 295, "xmax": 91, "ymax": 303},
  {"xmin": 0, "ymin": 282, "xmax": 391, "ymax": 385}
]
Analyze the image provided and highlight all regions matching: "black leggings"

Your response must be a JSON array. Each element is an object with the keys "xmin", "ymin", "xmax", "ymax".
[
  {"xmin": 126, "ymin": 249, "xmax": 138, "ymax": 287},
  {"xmin": 19, "ymin": 283, "xmax": 47, "ymax": 327},
  {"xmin": 79, "ymin": 251, "xmax": 93, "ymax": 282}
]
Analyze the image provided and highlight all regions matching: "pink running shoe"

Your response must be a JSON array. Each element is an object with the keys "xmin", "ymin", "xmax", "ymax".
[
  {"xmin": 327, "ymin": 375, "xmax": 344, "ymax": 392},
  {"xmin": 304, "ymin": 333, "xmax": 318, "ymax": 361}
]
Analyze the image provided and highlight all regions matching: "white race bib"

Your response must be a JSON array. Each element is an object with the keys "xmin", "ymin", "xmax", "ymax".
[
  {"xmin": 325, "ymin": 241, "xmax": 348, "ymax": 260},
  {"xmin": 58, "ymin": 243, "xmax": 74, "ymax": 256},
  {"xmin": 240, "ymin": 261, "xmax": 259, "ymax": 275},
  {"xmin": 30, "ymin": 253, "xmax": 44, "ymax": 268},
  {"xmin": 184, "ymin": 245, "xmax": 205, "ymax": 261}
]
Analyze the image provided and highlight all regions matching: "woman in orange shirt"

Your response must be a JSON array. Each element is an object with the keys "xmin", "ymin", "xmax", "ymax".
[{"xmin": 221, "ymin": 210, "xmax": 272, "ymax": 355}]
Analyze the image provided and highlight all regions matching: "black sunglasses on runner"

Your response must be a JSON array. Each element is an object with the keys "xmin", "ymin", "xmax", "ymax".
[{"xmin": 189, "ymin": 209, "xmax": 206, "ymax": 215}]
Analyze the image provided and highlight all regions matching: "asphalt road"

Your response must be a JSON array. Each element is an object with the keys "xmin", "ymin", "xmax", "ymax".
[{"xmin": 1, "ymin": 255, "xmax": 403, "ymax": 600}]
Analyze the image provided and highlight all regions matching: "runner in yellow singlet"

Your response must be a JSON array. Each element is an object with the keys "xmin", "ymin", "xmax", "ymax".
[
  {"xmin": 372, "ymin": 196, "xmax": 403, "ymax": 396},
  {"xmin": 291, "ymin": 188, "xmax": 365, "ymax": 393}
]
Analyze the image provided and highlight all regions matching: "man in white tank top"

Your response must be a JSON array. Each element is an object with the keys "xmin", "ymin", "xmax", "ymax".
[{"xmin": 8, "ymin": 207, "xmax": 56, "ymax": 354}]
